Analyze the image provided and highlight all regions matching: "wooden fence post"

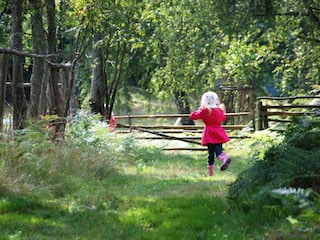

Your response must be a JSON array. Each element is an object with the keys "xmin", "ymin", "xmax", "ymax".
[
  {"xmin": 258, "ymin": 100, "xmax": 268, "ymax": 130},
  {"xmin": 250, "ymin": 87, "xmax": 255, "ymax": 131},
  {"xmin": 128, "ymin": 114, "xmax": 132, "ymax": 132}
]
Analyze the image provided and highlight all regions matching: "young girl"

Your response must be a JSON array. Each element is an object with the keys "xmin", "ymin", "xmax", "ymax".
[{"xmin": 190, "ymin": 91, "xmax": 231, "ymax": 176}]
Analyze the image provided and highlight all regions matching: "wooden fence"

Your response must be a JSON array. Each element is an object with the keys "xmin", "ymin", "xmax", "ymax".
[
  {"xmin": 257, "ymin": 96, "xmax": 320, "ymax": 130},
  {"xmin": 114, "ymin": 112, "xmax": 253, "ymax": 151},
  {"xmin": 114, "ymin": 95, "xmax": 320, "ymax": 150}
]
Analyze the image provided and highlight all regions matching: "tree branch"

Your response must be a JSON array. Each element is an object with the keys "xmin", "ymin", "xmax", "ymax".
[
  {"xmin": 297, "ymin": 34, "xmax": 320, "ymax": 44},
  {"xmin": 276, "ymin": 12, "xmax": 308, "ymax": 17},
  {"xmin": 302, "ymin": 0, "xmax": 320, "ymax": 30},
  {"xmin": 0, "ymin": 48, "xmax": 72, "ymax": 68},
  {"xmin": 0, "ymin": 48, "xmax": 58, "ymax": 58}
]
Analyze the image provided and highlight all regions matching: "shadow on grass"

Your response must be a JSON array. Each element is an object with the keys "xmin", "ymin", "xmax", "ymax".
[{"xmin": 0, "ymin": 192, "xmax": 124, "ymax": 239}]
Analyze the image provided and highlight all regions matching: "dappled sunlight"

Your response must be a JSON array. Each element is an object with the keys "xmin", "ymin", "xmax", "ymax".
[
  {"xmin": 0, "ymin": 199, "xmax": 70, "ymax": 239},
  {"xmin": 0, "ymin": 213, "xmax": 64, "ymax": 228},
  {"xmin": 119, "ymin": 150, "xmax": 244, "ymax": 185},
  {"xmin": 112, "ymin": 156, "xmax": 241, "ymax": 200},
  {"xmin": 117, "ymin": 194, "xmax": 234, "ymax": 239}
]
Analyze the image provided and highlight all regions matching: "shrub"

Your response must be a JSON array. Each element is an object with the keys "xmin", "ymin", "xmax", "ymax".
[
  {"xmin": 228, "ymin": 116, "xmax": 320, "ymax": 208},
  {"xmin": 0, "ymin": 113, "xmax": 117, "ymax": 197},
  {"xmin": 228, "ymin": 116, "xmax": 320, "ymax": 238},
  {"xmin": 0, "ymin": 112, "xmax": 164, "ymax": 198}
]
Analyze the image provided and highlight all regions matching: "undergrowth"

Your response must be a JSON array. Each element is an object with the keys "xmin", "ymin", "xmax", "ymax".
[
  {"xmin": 0, "ymin": 112, "xmax": 162, "ymax": 199},
  {"xmin": 228, "ymin": 116, "xmax": 320, "ymax": 239}
]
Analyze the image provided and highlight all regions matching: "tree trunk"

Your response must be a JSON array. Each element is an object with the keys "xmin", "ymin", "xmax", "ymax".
[
  {"xmin": 45, "ymin": 0, "xmax": 62, "ymax": 116},
  {"xmin": 174, "ymin": 91, "xmax": 194, "ymax": 125},
  {"xmin": 105, "ymin": 42, "xmax": 126, "ymax": 121},
  {"xmin": 29, "ymin": 0, "xmax": 47, "ymax": 118},
  {"xmin": 39, "ymin": 63, "xmax": 49, "ymax": 115},
  {"xmin": 0, "ymin": 54, "xmax": 7, "ymax": 132},
  {"xmin": 89, "ymin": 33, "xmax": 106, "ymax": 117},
  {"xmin": 11, "ymin": 0, "xmax": 27, "ymax": 130}
]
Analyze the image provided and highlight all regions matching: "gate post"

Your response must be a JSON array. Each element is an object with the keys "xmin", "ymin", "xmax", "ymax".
[
  {"xmin": 258, "ymin": 100, "xmax": 268, "ymax": 130},
  {"xmin": 128, "ymin": 114, "xmax": 132, "ymax": 132}
]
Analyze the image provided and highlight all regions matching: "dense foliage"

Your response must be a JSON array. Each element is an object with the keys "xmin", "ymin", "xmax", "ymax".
[
  {"xmin": 229, "ymin": 116, "xmax": 320, "ymax": 204},
  {"xmin": 228, "ymin": 116, "xmax": 320, "ymax": 238},
  {"xmin": 2, "ymin": 0, "xmax": 320, "ymax": 121}
]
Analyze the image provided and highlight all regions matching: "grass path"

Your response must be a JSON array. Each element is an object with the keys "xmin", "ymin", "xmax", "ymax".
[{"xmin": 0, "ymin": 139, "xmax": 281, "ymax": 239}]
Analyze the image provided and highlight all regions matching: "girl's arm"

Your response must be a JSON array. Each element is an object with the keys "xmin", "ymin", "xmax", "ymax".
[
  {"xmin": 190, "ymin": 110, "xmax": 201, "ymax": 120},
  {"xmin": 190, "ymin": 108, "xmax": 206, "ymax": 120}
]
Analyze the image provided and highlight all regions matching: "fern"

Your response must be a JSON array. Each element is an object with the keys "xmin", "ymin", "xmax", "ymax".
[
  {"xmin": 271, "ymin": 187, "xmax": 316, "ymax": 209},
  {"xmin": 228, "ymin": 116, "xmax": 320, "ymax": 209}
]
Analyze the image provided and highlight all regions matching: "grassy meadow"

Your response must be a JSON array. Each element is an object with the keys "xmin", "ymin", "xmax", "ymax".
[
  {"xmin": 0, "ymin": 116, "xmax": 295, "ymax": 240},
  {"xmin": 2, "ymin": 108, "xmax": 319, "ymax": 240}
]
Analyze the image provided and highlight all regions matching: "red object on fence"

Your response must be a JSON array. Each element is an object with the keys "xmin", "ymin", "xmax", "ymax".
[{"xmin": 109, "ymin": 114, "xmax": 117, "ymax": 132}]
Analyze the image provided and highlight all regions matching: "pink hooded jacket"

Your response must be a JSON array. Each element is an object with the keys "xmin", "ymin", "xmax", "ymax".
[{"xmin": 190, "ymin": 102, "xmax": 230, "ymax": 146}]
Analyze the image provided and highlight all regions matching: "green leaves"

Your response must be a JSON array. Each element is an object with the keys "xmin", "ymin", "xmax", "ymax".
[
  {"xmin": 228, "ymin": 116, "xmax": 320, "ymax": 212},
  {"xmin": 142, "ymin": 0, "xmax": 225, "ymax": 100}
]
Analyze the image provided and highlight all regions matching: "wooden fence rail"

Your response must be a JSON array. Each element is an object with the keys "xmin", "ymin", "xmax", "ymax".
[
  {"xmin": 114, "ymin": 112, "xmax": 251, "ymax": 119},
  {"xmin": 257, "ymin": 96, "xmax": 320, "ymax": 130},
  {"xmin": 114, "ymin": 112, "xmax": 253, "ymax": 151},
  {"xmin": 115, "ymin": 112, "xmax": 252, "ymax": 132}
]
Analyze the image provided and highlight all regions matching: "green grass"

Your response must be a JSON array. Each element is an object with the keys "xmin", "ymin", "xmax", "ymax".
[{"xmin": 0, "ymin": 135, "xmax": 291, "ymax": 240}]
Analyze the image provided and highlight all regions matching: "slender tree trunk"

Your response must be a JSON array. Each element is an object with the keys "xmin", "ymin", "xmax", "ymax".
[
  {"xmin": 11, "ymin": 0, "xmax": 27, "ymax": 130},
  {"xmin": 39, "ymin": 63, "xmax": 49, "ymax": 115},
  {"xmin": 0, "ymin": 54, "xmax": 7, "ymax": 132},
  {"xmin": 89, "ymin": 33, "xmax": 106, "ymax": 117},
  {"xmin": 63, "ymin": 61, "xmax": 79, "ymax": 117},
  {"xmin": 45, "ymin": 0, "xmax": 62, "ymax": 116},
  {"xmin": 29, "ymin": 0, "xmax": 47, "ymax": 118},
  {"xmin": 105, "ymin": 42, "xmax": 125, "ymax": 121}
]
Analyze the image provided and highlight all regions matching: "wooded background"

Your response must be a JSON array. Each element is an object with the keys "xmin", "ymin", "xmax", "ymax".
[{"xmin": 1, "ymin": 0, "xmax": 320, "ymax": 130}]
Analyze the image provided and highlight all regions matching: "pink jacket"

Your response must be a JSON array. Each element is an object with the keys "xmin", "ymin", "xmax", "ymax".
[{"xmin": 190, "ymin": 108, "xmax": 230, "ymax": 146}]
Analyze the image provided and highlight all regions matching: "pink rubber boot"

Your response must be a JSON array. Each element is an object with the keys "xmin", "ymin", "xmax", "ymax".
[
  {"xmin": 218, "ymin": 152, "xmax": 231, "ymax": 171},
  {"xmin": 207, "ymin": 165, "xmax": 214, "ymax": 176}
]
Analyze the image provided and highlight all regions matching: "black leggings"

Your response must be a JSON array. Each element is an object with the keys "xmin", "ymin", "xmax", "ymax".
[{"xmin": 207, "ymin": 143, "xmax": 223, "ymax": 165}]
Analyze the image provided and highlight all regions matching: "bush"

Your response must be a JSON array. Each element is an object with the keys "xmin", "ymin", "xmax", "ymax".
[
  {"xmin": 0, "ymin": 113, "xmax": 117, "ymax": 197},
  {"xmin": 228, "ymin": 116, "xmax": 320, "ymax": 238},
  {"xmin": 0, "ymin": 112, "xmax": 164, "ymax": 198},
  {"xmin": 229, "ymin": 116, "xmax": 320, "ymax": 205}
]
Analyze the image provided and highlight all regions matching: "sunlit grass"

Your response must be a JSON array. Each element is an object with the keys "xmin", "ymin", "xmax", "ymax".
[{"xmin": 0, "ymin": 125, "xmax": 294, "ymax": 240}]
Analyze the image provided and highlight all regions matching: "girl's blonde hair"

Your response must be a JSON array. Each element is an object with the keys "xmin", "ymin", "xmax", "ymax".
[{"xmin": 201, "ymin": 91, "xmax": 220, "ymax": 109}]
